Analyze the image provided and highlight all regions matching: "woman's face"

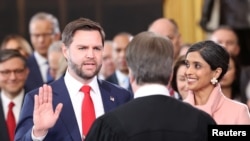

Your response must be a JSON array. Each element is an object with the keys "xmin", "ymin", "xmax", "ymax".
[
  {"xmin": 185, "ymin": 51, "xmax": 215, "ymax": 92},
  {"xmin": 220, "ymin": 57, "xmax": 235, "ymax": 87},
  {"xmin": 176, "ymin": 65, "xmax": 189, "ymax": 99}
]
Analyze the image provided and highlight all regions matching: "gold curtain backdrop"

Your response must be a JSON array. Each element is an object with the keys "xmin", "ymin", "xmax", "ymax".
[{"xmin": 163, "ymin": 0, "xmax": 206, "ymax": 45}]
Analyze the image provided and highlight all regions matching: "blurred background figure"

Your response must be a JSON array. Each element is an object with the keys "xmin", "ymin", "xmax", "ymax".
[
  {"xmin": 54, "ymin": 54, "xmax": 67, "ymax": 80},
  {"xmin": 209, "ymin": 26, "xmax": 240, "ymax": 60},
  {"xmin": 106, "ymin": 32, "xmax": 133, "ymax": 92},
  {"xmin": 25, "ymin": 12, "xmax": 61, "ymax": 92},
  {"xmin": 0, "ymin": 49, "xmax": 29, "ymax": 141},
  {"xmin": 200, "ymin": 0, "xmax": 250, "ymax": 66},
  {"xmin": 47, "ymin": 40, "xmax": 66, "ymax": 81},
  {"xmin": 171, "ymin": 55, "xmax": 188, "ymax": 100},
  {"xmin": 98, "ymin": 40, "xmax": 115, "ymax": 80},
  {"xmin": 179, "ymin": 43, "xmax": 191, "ymax": 57},
  {"xmin": 148, "ymin": 18, "xmax": 182, "ymax": 61},
  {"xmin": 245, "ymin": 81, "xmax": 250, "ymax": 109},
  {"xmin": 0, "ymin": 34, "xmax": 33, "ymax": 59},
  {"xmin": 220, "ymin": 55, "xmax": 241, "ymax": 101}
]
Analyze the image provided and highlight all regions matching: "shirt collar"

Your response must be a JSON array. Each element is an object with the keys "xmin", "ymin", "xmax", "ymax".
[
  {"xmin": 1, "ymin": 89, "xmax": 25, "ymax": 107},
  {"xmin": 134, "ymin": 84, "xmax": 170, "ymax": 98},
  {"xmin": 116, "ymin": 70, "xmax": 128, "ymax": 82},
  {"xmin": 34, "ymin": 51, "xmax": 47, "ymax": 65},
  {"xmin": 64, "ymin": 69, "xmax": 99, "ymax": 95}
]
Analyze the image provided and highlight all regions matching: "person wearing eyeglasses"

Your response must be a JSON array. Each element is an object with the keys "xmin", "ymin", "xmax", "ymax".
[
  {"xmin": 0, "ymin": 49, "xmax": 29, "ymax": 141},
  {"xmin": 25, "ymin": 12, "xmax": 61, "ymax": 92}
]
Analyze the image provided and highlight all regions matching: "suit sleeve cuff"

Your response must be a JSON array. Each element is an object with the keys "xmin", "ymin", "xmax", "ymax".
[{"xmin": 31, "ymin": 126, "xmax": 47, "ymax": 141}]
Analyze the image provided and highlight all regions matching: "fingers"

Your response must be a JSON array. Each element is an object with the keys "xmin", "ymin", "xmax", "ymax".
[
  {"xmin": 47, "ymin": 84, "xmax": 53, "ymax": 104},
  {"xmin": 43, "ymin": 84, "xmax": 49, "ymax": 103},
  {"xmin": 37, "ymin": 84, "xmax": 52, "ymax": 106},
  {"xmin": 38, "ymin": 86, "xmax": 44, "ymax": 105},
  {"xmin": 55, "ymin": 103, "xmax": 63, "ymax": 118},
  {"xmin": 34, "ymin": 95, "xmax": 38, "ymax": 111}
]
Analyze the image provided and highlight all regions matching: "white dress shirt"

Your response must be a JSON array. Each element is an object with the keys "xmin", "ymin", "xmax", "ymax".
[
  {"xmin": 116, "ymin": 70, "xmax": 130, "ymax": 89},
  {"xmin": 64, "ymin": 70, "xmax": 105, "ymax": 137},
  {"xmin": 134, "ymin": 84, "xmax": 170, "ymax": 99},
  {"xmin": 34, "ymin": 51, "xmax": 49, "ymax": 82},
  {"xmin": 1, "ymin": 89, "xmax": 25, "ymax": 123}
]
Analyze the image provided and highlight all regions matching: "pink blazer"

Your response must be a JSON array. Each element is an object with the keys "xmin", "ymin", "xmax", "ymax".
[{"xmin": 184, "ymin": 84, "xmax": 250, "ymax": 124}]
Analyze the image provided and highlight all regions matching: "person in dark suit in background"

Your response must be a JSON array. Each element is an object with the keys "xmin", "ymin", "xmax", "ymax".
[
  {"xmin": 105, "ymin": 32, "xmax": 133, "ymax": 93},
  {"xmin": 25, "ymin": 12, "xmax": 61, "ymax": 92},
  {"xmin": 15, "ymin": 17, "xmax": 133, "ymax": 141},
  {"xmin": 85, "ymin": 31, "xmax": 216, "ymax": 141},
  {"xmin": 0, "ymin": 49, "xmax": 29, "ymax": 141}
]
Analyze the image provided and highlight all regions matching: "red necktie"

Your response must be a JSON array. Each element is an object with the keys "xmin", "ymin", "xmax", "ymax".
[
  {"xmin": 81, "ymin": 85, "xmax": 95, "ymax": 136},
  {"xmin": 6, "ymin": 102, "xmax": 16, "ymax": 141}
]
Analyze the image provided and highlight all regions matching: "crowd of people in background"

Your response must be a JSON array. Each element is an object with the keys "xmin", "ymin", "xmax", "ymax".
[{"xmin": 0, "ymin": 10, "xmax": 249, "ymax": 141}]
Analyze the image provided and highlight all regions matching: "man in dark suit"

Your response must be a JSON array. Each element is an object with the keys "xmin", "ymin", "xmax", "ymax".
[
  {"xmin": 25, "ymin": 12, "xmax": 61, "ymax": 92},
  {"xmin": 105, "ymin": 32, "xmax": 133, "ymax": 93},
  {"xmin": 0, "ymin": 49, "xmax": 29, "ymax": 141},
  {"xmin": 15, "ymin": 18, "xmax": 133, "ymax": 141},
  {"xmin": 85, "ymin": 31, "xmax": 216, "ymax": 141}
]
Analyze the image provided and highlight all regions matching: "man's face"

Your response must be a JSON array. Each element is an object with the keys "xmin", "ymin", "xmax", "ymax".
[
  {"xmin": 48, "ymin": 51, "xmax": 63, "ymax": 79},
  {"xmin": 0, "ymin": 57, "xmax": 29, "ymax": 96},
  {"xmin": 62, "ymin": 30, "xmax": 103, "ymax": 83},
  {"xmin": 30, "ymin": 19, "xmax": 58, "ymax": 57},
  {"xmin": 210, "ymin": 29, "xmax": 240, "ymax": 57},
  {"xmin": 112, "ymin": 35, "xmax": 130, "ymax": 74},
  {"xmin": 148, "ymin": 19, "xmax": 181, "ymax": 60},
  {"xmin": 99, "ymin": 42, "xmax": 115, "ymax": 78}
]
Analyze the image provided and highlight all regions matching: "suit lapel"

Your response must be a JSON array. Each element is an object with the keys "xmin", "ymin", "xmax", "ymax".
[
  {"xmin": 112, "ymin": 73, "xmax": 119, "ymax": 85},
  {"xmin": 0, "ymin": 98, "xmax": 10, "ymax": 141},
  {"xmin": 28, "ymin": 55, "xmax": 43, "ymax": 84},
  {"xmin": 51, "ymin": 78, "xmax": 82, "ymax": 141},
  {"xmin": 98, "ymin": 79, "xmax": 118, "ymax": 113}
]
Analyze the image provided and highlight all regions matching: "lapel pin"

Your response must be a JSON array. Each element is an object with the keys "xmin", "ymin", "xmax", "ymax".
[{"xmin": 110, "ymin": 96, "xmax": 115, "ymax": 102}]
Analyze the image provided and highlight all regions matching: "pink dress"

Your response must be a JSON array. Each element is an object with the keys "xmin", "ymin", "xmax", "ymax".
[{"xmin": 184, "ymin": 84, "xmax": 250, "ymax": 124}]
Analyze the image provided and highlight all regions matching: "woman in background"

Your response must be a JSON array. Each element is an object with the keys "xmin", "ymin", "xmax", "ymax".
[
  {"xmin": 220, "ymin": 55, "xmax": 241, "ymax": 101},
  {"xmin": 184, "ymin": 40, "xmax": 250, "ymax": 124},
  {"xmin": 171, "ymin": 55, "xmax": 189, "ymax": 100},
  {"xmin": 1, "ymin": 34, "xmax": 33, "ymax": 58}
]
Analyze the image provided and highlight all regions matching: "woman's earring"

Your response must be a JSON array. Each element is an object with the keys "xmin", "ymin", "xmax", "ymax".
[{"xmin": 210, "ymin": 77, "xmax": 218, "ymax": 85}]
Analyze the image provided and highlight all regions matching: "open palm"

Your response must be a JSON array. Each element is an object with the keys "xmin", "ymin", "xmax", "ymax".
[{"xmin": 33, "ymin": 84, "xmax": 63, "ymax": 136}]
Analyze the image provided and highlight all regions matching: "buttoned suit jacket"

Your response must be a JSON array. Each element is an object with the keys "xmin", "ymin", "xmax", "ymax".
[{"xmin": 15, "ymin": 77, "xmax": 133, "ymax": 141}]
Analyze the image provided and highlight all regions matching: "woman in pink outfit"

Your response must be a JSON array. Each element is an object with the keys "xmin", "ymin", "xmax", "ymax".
[{"xmin": 184, "ymin": 40, "xmax": 250, "ymax": 124}]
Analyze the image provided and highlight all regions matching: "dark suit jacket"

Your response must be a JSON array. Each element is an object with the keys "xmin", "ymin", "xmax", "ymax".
[
  {"xmin": 105, "ymin": 72, "xmax": 133, "ymax": 93},
  {"xmin": 0, "ymin": 99, "xmax": 10, "ymax": 141},
  {"xmin": 15, "ymin": 77, "xmax": 133, "ymax": 141},
  {"xmin": 0, "ymin": 92, "xmax": 26, "ymax": 141},
  {"xmin": 86, "ymin": 95, "xmax": 216, "ymax": 141},
  {"xmin": 24, "ymin": 54, "xmax": 44, "ymax": 93}
]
